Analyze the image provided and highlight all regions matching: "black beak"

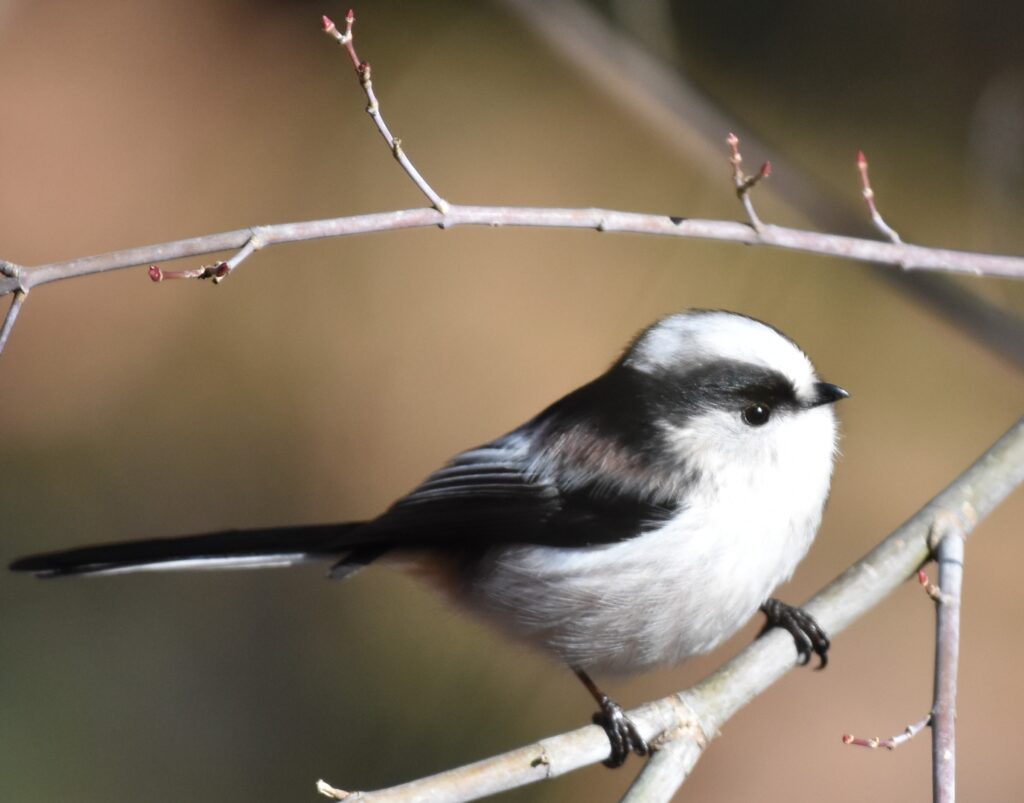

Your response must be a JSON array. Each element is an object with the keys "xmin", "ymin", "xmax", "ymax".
[{"xmin": 811, "ymin": 382, "xmax": 849, "ymax": 407}]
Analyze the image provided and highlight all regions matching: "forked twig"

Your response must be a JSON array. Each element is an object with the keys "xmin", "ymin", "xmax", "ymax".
[
  {"xmin": 0, "ymin": 6, "xmax": 1019, "ymax": 364},
  {"xmin": 322, "ymin": 10, "xmax": 449, "ymax": 213},
  {"xmin": 840, "ymin": 516, "xmax": 969, "ymax": 801},
  {"xmin": 727, "ymin": 132, "xmax": 771, "ymax": 231},
  {"xmin": 1, "ymin": 9, "xmax": 1022, "ymax": 365}
]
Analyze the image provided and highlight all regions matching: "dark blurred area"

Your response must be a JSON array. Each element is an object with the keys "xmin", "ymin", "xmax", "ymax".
[{"xmin": 1, "ymin": 1, "xmax": 1022, "ymax": 801}]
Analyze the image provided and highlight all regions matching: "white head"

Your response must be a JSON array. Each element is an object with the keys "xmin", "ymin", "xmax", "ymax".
[
  {"xmin": 621, "ymin": 310, "xmax": 846, "ymax": 500},
  {"xmin": 625, "ymin": 310, "xmax": 822, "ymax": 400}
]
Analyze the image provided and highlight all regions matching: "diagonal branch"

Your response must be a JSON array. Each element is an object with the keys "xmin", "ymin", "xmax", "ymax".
[{"xmin": 317, "ymin": 416, "xmax": 1024, "ymax": 802}]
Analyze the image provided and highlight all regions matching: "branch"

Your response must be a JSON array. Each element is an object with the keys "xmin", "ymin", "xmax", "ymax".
[
  {"xmin": 322, "ymin": 12, "xmax": 449, "ymax": 213},
  {"xmin": 2, "ymin": 207, "xmax": 1022, "ymax": 299},
  {"xmin": 1, "ymin": 11, "xmax": 1022, "ymax": 358},
  {"xmin": 929, "ymin": 517, "xmax": 966, "ymax": 802},
  {"xmin": 727, "ymin": 132, "xmax": 771, "ymax": 232},
  {"xmin": 0, "ymin": 289, "xmax": 27, "ymax": 354},
  {"xmin": 858, "ymin": 150, "xmax": 903, "ymax": 245},
  {"xmin": 494, "ymin": 0, "xmax": 1024, "ymax": 371},
  {"xmin": 839, "ymin": 519, "xmax": 966, "ymax": 800},
  {"xmin": 842, "ymin": 714, "xmax": 931, "ymax": 751},
  {"xmin": 316, "ymin": 416, "xmax": 1024, "ymax": 802}
]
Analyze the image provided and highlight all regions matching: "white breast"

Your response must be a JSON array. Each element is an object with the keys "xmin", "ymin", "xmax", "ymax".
[{"xmin": 461, "ymin": 404, "xmax": 838, "ymax": 674}]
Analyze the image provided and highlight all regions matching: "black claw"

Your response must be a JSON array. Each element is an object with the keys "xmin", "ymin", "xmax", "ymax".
[
  {"xmin": 592, "ymin": 696, "xmax": 648, "ymax": 768},
  {"xmin": 760, "ymin": 598, "xmax": 830, "ymax": 669}
]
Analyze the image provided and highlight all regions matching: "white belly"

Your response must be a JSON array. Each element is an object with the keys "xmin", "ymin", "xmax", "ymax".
[{"xmin": 461, "ymin": 420, "xmax": 835, "ymax": 673}]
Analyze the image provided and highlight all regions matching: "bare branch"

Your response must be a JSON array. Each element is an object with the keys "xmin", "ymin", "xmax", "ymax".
[
  {"xmin": 314, "ymin": 416, "xmax": 1024, "ymax": 802},
  {"xmin": 727, "ymin": 132, "xmax": 771, "ymax": 232},
  {"xmin": 148, "ymin": 262, "xmax": 229, "ymax": 283},
  {"xmin": 322, "ymin": 11, "xmax": 449, "ymax": 213},
  {"xmin": 148, "ymin": 231, "xmax": 264, "ymax": 284},
  {"xmin": 858, "ymin": 151, "xmax": 903, "ymax": 244},
  {"xmin": 929, "ymin": 517, "xmax": 966, "ymax": 803},
  {"xmin": 0, "ymin": 290, "xmax": 28, "ymax": 354},
  {"xmin": 2, "ymin": 207, "xmax": 1022, "ymax": 303},
  {"xmin": 842, "ymin": 715, "xmax": 931, "ymax": 751},
  {"xmin": 1, "ymin": 13, "xmax": 1022, "ymax": 360},
  {"xmin": 840, "ymin": 520, "xmax": 966, "ymax": 798},
  {"xmin": 495, "ymin": 0, "xmax": 1024, "ymax": 371}
]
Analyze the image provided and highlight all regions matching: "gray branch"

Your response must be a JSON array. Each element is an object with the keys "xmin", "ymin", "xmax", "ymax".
[
  {"xmin": 2, "ymin": 5, "xmax": 1022, "ymax": 359},
  {"xmin": 317, "ymin": 416, "xmax": 1024, "ymax": 802},
  {"xmin": 2, "ymin": 206, "xmax": 1022, "ymax": 301},
  {"xmin": 930, "ymin": 519, "xmax": 966, "ymax": 802}
]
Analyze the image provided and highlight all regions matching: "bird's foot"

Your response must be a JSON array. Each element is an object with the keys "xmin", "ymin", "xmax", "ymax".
[
  {"xmin": 592, "ymin": 695, "xmax": 648, "ymax": 768},
  {"xmin": 760, "ymin": 598, "xmax": 830, "ymax": 669}
]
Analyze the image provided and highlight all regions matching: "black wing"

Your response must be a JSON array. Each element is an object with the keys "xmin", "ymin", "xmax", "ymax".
[
  {"xmin": 10, "ymin": 367, "xmax": 683, "ymax": 579},
  {"xmin": 347, "ymin": 368, "xmax": 682, "ymax": 553}
]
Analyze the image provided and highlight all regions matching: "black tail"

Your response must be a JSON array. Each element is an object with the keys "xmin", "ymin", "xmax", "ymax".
[{"xmin": 9, "ymin": 523, "xmax": 366, "ymax": 578}]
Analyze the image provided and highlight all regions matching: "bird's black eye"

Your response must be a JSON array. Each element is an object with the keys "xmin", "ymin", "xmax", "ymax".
[{"xmin": 742, "ymin": 403, "xmax": 771, "ymax": 427}]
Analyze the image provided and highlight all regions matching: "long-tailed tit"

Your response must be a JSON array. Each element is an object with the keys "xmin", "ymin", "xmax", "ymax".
[{"xmin": 11, "ymin": 309, "xmax": 848, "ymax": 767}]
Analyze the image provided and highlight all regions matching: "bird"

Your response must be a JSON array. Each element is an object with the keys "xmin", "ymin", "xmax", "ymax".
[{"xmin": 10, "ymin": 309, "xmax": 848, "ymax": 768}]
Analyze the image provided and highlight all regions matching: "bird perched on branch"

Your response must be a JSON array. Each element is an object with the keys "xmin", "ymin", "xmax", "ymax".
[{"xmin": 11, "ymin": 309, "xmax": 847, "ymax": 767}]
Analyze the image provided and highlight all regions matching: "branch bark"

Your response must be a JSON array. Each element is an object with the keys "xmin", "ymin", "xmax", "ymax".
[
  {"xmin": 929, "ymin": 519, "xmax": 965, "ymax": 802},
  {"xmin": 495, "ymin": 0, "xmax": 1024, "ymax": 371},
  {"xmin": 1, "ymin": 8, "xmax": 1022, "ymax": 360},
  {"xmin": 3, "ymin": 206, "xmax": 1022, "ymax": 302},
  {"xmin": 317, "ymin": 416, "xmax": 1024, "ymax": 802}
]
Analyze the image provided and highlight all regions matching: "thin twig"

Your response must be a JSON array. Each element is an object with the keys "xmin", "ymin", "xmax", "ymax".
[
  {"xmin": 858, "ymin": 151, "xmax": 903, "ymax": 244},
  {"xmin": 313, "ymin": 416, "xmax": 1024, "ymax": 802},
  {"xmin": 727, "ymin": 132, "xmax": 771, "ymax": 231},
  {"xmin": 929, "ymin": 516, "xmax": 967, "ymax": 803},
  {"xmin": 322, "ymin": 11, "xmax": 449, "ymax": 213},
  {"xmin": 148, "ymin": 231, "xmax": 265, "ymax": 284},
  {"xmin": 842, "ymin": 714, "xmax": 931, "ymax": 751},
  {"xmin": 837, "ymin": 568, "xmax": 947, "ymax": 758},
  {"xmin": 148, "ymin": 262, "xmax": 229, "ymax": 283},
  {"xmin": 2, "ymin": 15, "xmax": 1023, "ymax": 358},
  {"xmin": 0, "ymin": 290, "xmax": 28, "ymax": 355},
  {"xmin": 494, "ymin": 0, "xmax": 1024, "ymax": 372}
]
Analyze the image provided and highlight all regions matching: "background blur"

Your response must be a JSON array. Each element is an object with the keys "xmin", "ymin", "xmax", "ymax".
[{"xmin": 2, "ymin": 1, "xmax": 1023, "ymax": 801}]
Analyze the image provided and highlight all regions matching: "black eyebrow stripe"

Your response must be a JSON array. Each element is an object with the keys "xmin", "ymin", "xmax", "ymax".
[{"xmin": 654, "ymin": 360, "xmax": 800, "ymax": 413}]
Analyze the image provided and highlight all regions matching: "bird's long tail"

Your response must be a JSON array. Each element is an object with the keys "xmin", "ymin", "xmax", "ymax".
[{"xmin": 9, "ymin": 523, "xmax": 366, "ymax": 578}]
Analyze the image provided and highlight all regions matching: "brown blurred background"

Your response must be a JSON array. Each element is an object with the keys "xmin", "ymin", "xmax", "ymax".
[{"xmin": 1, "ymin": 1, "xmax": 1022, "ymax": 801}]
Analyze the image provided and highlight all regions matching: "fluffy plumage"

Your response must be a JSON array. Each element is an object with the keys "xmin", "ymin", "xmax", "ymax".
[{"xmin": 11, "ymin": 310, "xmax": 846, "ymax": 677}]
